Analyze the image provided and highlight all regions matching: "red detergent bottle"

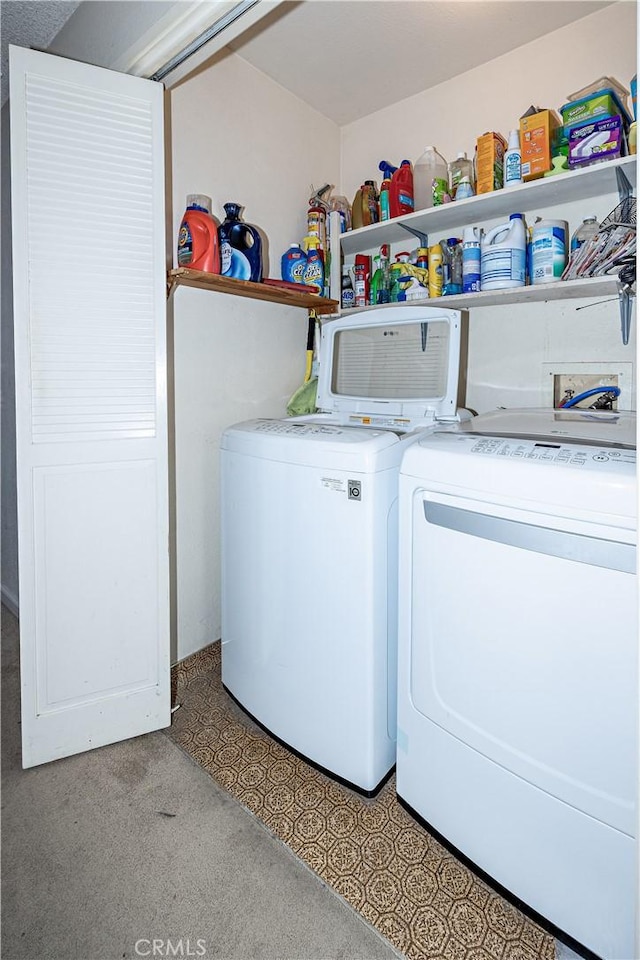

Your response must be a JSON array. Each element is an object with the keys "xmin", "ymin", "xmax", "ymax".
[
  {"xmin": 177, "ymin": 194, "xmax": 220, "ymax": 273},
  {"xmin": 378, "ymin": 160, "xmax": 414, "ymax": 218}
]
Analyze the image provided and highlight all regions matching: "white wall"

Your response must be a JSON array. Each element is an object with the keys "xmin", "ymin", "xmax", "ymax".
[
  {"xmin": 339, "ymin": 1, "xmax": 637, "ymax": 414},
  {"xmin": 170, "ymin": 51, "xmax": 340, "ymax": 660}
]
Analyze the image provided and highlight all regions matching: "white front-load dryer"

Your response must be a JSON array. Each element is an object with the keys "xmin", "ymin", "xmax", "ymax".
[
  {"xmin": 396, "ymin": 408, "xmax": 637, "ymax": 958},
  {"xmin": 221, "ymin": 306, "xmax": 467, "ymax": 795}
]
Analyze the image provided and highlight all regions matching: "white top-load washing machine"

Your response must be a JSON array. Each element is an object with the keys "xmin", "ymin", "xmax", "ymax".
[
  {"xmin": 396, "ymin": 408, "xmax": 637, "ymax": 958},
  {"xmin": 220, "ymin": 306, "xmax": 467, "ymax": 795}
]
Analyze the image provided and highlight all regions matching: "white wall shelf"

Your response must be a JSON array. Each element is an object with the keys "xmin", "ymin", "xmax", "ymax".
[
  {"xmin": 338, "ymin": 157, "xmax": 636, "ymax": 256},
  {"xmin": 327, "ymin": 275, "xmax": 621, "ymax": 317}
]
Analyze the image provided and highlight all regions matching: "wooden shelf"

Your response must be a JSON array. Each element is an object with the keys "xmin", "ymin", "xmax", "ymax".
[{"xmin": 168, "ymin": 268, "xmax": 339, "ymax": 312}]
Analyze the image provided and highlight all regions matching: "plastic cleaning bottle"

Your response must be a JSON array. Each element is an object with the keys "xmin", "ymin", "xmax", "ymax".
[
  {"xmin": 302, "ymin": 236, "xmax": 325, "ymax": 293},
  {"xmin": 428, "ymin": 242, "xmax": 443, "ymax": 297},
  {"xmin": 462, "ymin": 227, "xmax": 482, "ymax": 293},
  {"xmin": 354, "ymin": 255, "xmax": 370, "ymax": 307},
  {"xmin": 177, "ymin": 194, "xmax": 220, "ymax": 273},
  {"xmin": 531, "ymin": 218, "xmax": 568, "ymax": 285},
  {"xmin": 341, "ymin": 264, "xmax": 355, "ymax": 309},
  {"xmin": 328, "ymin": 194, "xmax": 352, "ymax": 233},
  {"xmin": 218, "ymin": 203, "xmax": 263, "ymax": 282},
  {"xmin": 570, "ymin": 215, "xmax": 600, "ymax": 251},
  {"xmin": 448, "ymin": 152, "xmax": 474, "ymax": 199},
  {"xmin": 379, "ymin": 178, "xmax": 391, "ymax": 221},
  {"xmin": 442, "ymin": 238, "xmax": 462, "ymax": 295},
  {"xmin": 481, "ymin": 213, "xmax": 526, "ymax": 290},
  {"xmin": 378, "ymin": 161, "xmax": 414, "ymax": 218},
  {"xmin": 414, "ymin": 146, "xmax": 450, "ymax": 210},
  {"xmin": 503, "ymin": 129, "xmax": 523, "ymax": 188},
  {"xmin": 351, "ymin": 186, "xmax": 367, "ymax": 230},
  {"xmin": 281, "ymin": 243, "xmax": 307, "ymax": 284},
  {"xmin": 455, "ymin": 177, "xmax": 475, "ymax": 201},
  {"xmin": 370, "ymin": 245, "xmax": 391, "ymax": 305},
  {"xmin": 364, "ymin": 180, "xmax": 380, "ymax": 224}
]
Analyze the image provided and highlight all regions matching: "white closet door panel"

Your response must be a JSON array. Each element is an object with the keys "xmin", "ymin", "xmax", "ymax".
[{"xmin": 10, "ymin": 46, "xmax": 170, "ymax": 768}]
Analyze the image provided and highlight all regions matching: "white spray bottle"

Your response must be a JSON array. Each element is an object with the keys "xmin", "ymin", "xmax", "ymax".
[{"xmin": 503, "ymin": 129, "xmax": 523, "ymax": 188}]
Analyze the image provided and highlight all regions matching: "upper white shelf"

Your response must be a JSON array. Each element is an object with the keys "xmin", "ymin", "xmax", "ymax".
[{"xmin": 339, "ymin": 156, "xmax": 636, "ymax": 255}]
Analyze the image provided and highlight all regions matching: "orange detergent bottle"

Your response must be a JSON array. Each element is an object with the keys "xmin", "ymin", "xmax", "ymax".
[{"xmin": 177, "ymin": 194, "xmax": 220, "ymax": 273}]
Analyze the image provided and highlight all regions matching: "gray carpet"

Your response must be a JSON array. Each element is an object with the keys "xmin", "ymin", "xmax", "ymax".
[{"xmin": 1, "ymin": 607, "xmax": 400, "ymax": 960}]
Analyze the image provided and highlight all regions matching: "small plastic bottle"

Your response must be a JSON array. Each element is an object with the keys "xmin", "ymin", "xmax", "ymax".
[
  {"xmin": 448, "ymin": 152, "xmax": 475, "ymax": 199},
  {"xmin": 570, "ymin": 216, "xmax": 600, "ymax": 251},
  {"xmin": 379, "ymin": 179, "xmax": 391, "ymax": 221},
  {"xmin": 503, "ymin": 130, "xmax": 523, "ymax": 188},
  {"xmin": 455, "ymin": 177, "xmax": 475, "ymax": 201}
]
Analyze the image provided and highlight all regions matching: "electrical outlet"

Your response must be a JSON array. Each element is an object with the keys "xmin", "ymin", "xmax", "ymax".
[{"xmin": 554, "ymin": 372, "xmax": 619, "ymax": 409}]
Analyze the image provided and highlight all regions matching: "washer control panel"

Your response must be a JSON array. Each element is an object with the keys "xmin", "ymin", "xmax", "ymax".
[{"xmin": 469, "ymin": 436, "xmax": 636, "ymax": 467}]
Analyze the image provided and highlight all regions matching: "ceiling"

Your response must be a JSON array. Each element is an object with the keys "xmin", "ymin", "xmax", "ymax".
[
  {"xmin": 0, "ymin": 0, "xmax": 81, "ymax": 105},
  {"xmin": 1, "ymin": 0, "xmax": 615, "ymax": 122},
  {"xmin": 227, "ymin": 0, "xmax": 614, "ymax": 125}
]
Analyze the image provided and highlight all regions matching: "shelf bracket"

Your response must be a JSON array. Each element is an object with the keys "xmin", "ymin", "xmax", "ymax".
[
  {"xmin": 398, "ymin": 224, "xmax": 429, "ymax": 248},
  {"xmin": 615, "ymin": 165, "xmax": 633, "ymax": 202},
  {"xmin": 618, "ymin": 284, "xmax": 635, "ymax": 346}
]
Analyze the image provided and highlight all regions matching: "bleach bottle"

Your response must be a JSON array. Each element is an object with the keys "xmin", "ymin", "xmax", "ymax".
[
  {"xmin": 218, "ymin": 203, "xmax": 263, "ymax": 282},
  {"xmin": 481, "ymin": 214, "xmax": 526, "ymax": 290},
  {"xmin": 177, "ymin": 194, "xmax": 220, "ymax": 273}
]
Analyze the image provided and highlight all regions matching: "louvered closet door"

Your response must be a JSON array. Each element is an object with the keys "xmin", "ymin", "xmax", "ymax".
[{"xmin": 10, "ymin": 46, "xmax": 170, "ymax": 768}]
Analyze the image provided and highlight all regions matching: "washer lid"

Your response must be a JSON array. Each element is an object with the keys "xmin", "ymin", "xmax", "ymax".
[
  {"xmin": 455, "ymin": 407, "xmax": 637, "ymax": 450},
  {"xmin": 316, "ymin": 305, "xmax": 462, "ymax": 427}
]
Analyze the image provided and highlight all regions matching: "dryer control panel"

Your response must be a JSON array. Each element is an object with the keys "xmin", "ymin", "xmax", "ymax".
[{"xmin": 469, "ymin": 436, "xmax": 636, "ymax": 467}]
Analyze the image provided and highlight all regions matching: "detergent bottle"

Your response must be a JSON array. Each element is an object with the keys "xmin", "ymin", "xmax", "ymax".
[
  {"xmin": 281, "ymin": 243, "xmax": 307, "ymax": 284},
  {"xmin": 414, "ymin": 146, "xmax": 450, "ymax": 209},
  {"xmin": 218, "ymin": 203, "xmax": 263, "ymax": 282},
  {"xmin": 481, "ymin": 214, "xmax": 526, "ymax": 290},
  {"xmin": 302, "ymin": 236, "xmax": 325, "ymax": 293},
  {"xmin": 378, "ymin": 160, "xmax": 414, "ymax": 217},
  {"xmin": 177, "ymin": 194, "xmax": 220, "ymax": 273}
]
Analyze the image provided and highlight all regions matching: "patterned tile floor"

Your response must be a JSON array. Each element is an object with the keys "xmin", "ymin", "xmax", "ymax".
[{"xmin": 167, "ymin": 643, "xmax": 555, "ymax": 960}]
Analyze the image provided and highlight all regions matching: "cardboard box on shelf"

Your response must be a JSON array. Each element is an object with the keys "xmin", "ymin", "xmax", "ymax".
[
  {"xmin": 475, "ymin": 132, "xmax": 507, "ymax": 194},
  {"xmin": 520, "ymin": 109, "xmax": 561, "ymax": 180},
  {"xmin": 568, "ymin": 115, "xmax": 626, "ymax": 168}
]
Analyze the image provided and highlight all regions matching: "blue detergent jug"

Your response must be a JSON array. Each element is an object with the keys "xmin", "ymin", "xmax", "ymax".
[{"xmin": 218, "ymin": 203, "xmax": 263, "ymax": 282}]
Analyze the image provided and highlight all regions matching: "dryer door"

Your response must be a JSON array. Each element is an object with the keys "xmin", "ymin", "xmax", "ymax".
[{"xmin": 409, "ymin": 488, "xmax": 637, "ymax": 836}]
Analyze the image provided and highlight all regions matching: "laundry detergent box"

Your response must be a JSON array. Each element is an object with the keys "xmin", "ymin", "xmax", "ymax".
[
  {"xmin": 475, "ymin": 132, "xmax": 507, "ymax": 194},
  {"xmin": 520, "ymin": 109, "xmax": 561, "ymax": 180},
  {"xmin": 568, "ymin": 115, "xmax": 626, "ymax": 168}
]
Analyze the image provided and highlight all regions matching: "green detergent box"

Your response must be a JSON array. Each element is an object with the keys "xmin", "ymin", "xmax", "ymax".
[{"xmin": 560, "ymin": 89, "xmax": 631, "ymax": 131}]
